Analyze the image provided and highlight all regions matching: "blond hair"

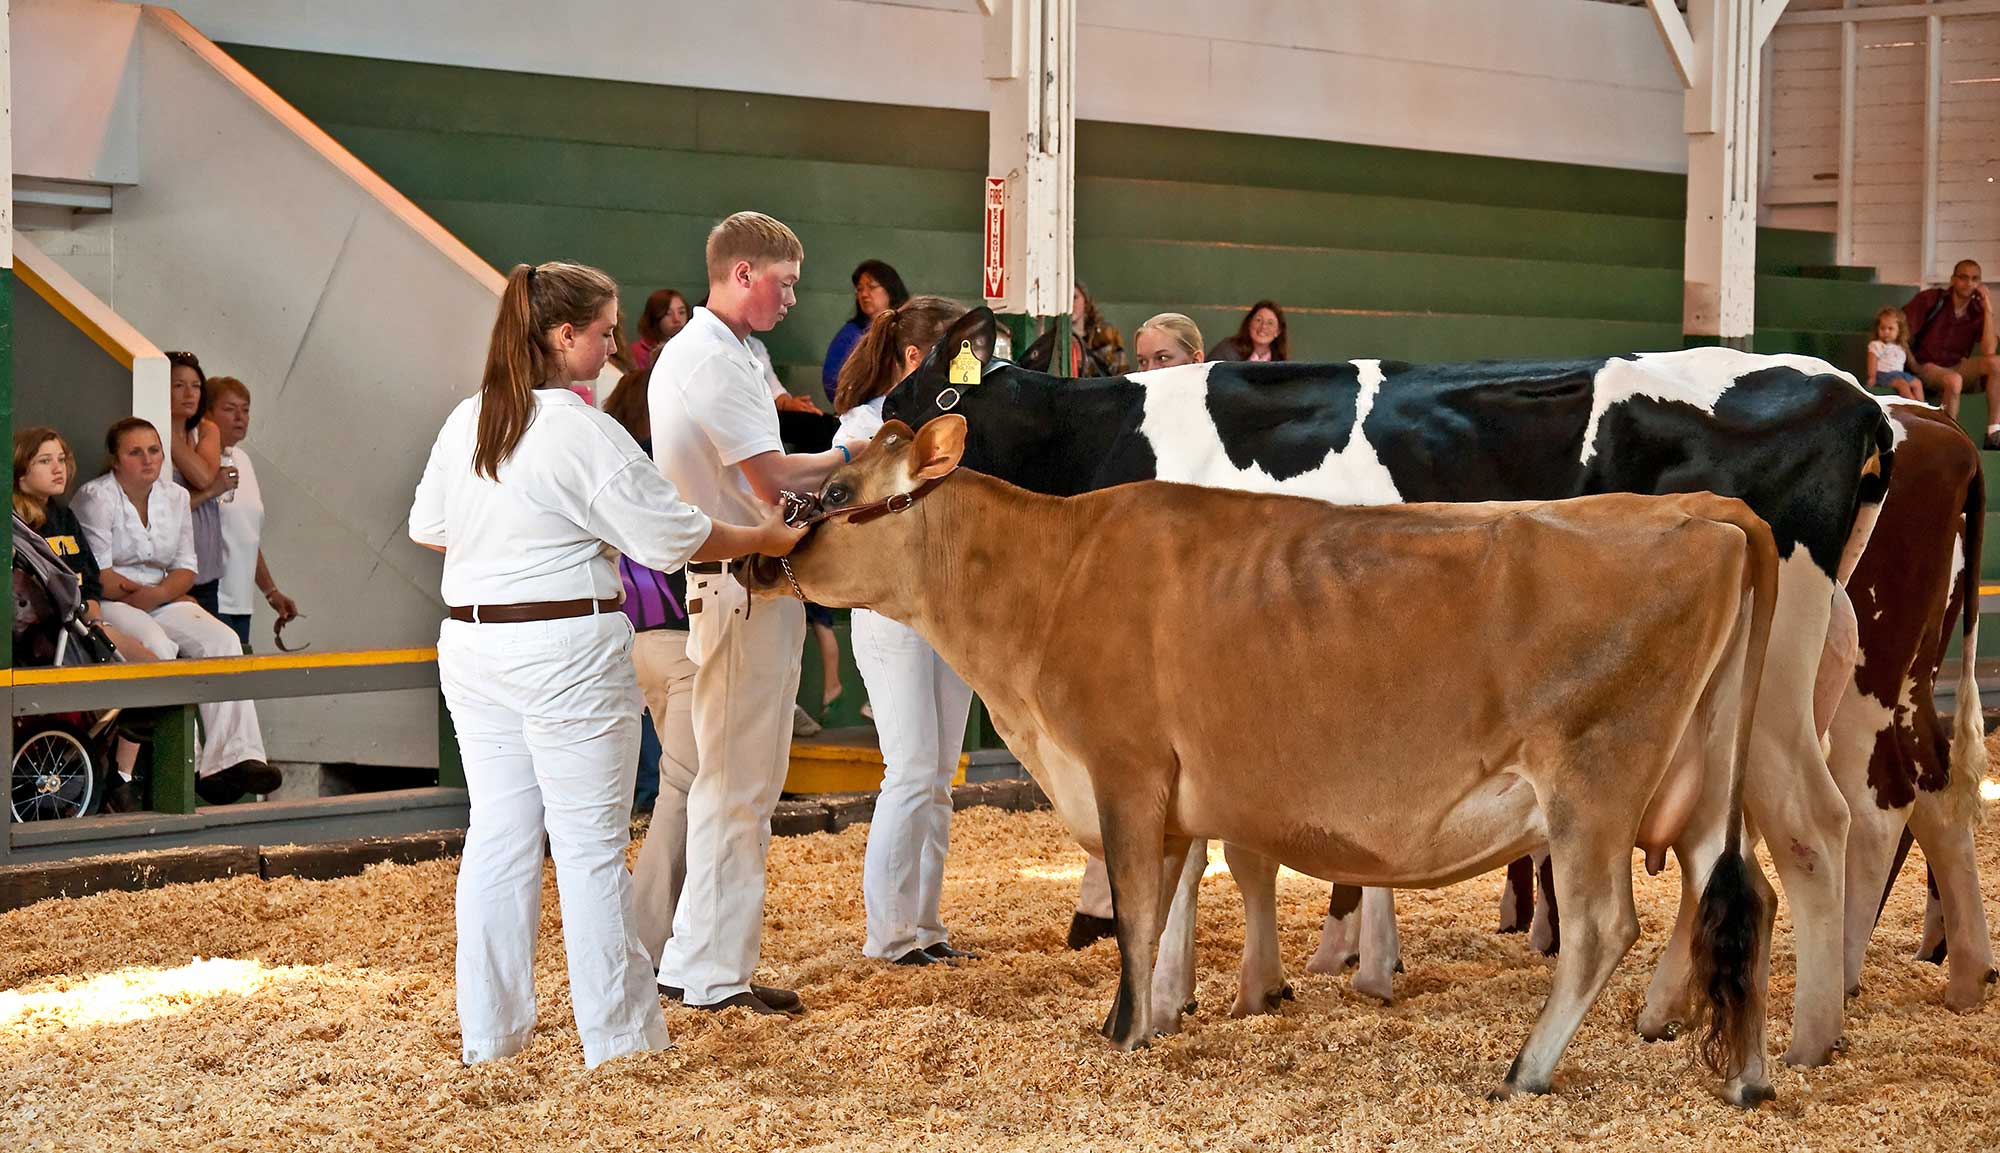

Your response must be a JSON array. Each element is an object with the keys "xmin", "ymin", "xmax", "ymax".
[
  {"xmin": 1135, "ymin": 313, "xmax": 1204, "ymax": 361},
  {"xmin": 1872, "ymin": 306, "xmax": 1910, "ymax": 355},
  {"xmin": 705, "ymin": 212, "xmax": 804, "ymax": 284}
]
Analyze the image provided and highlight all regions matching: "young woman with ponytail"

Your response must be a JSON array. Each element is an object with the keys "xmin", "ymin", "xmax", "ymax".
[
  {"xmin": 831, "ymin": 296, "xmax": 982, "ymax": 967},
  {"xmin": 408, "ymin": 260, "xmax": 807, "ymax": 1070}
]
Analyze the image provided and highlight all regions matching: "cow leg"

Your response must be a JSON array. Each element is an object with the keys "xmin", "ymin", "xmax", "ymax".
[
  {"xmin": 1812, "ymin": 585, "xmax": 1859, "ymax": 739},
  {"xmin": 1636, "ymin": 845, "xmax": 1702, "ymax": 1042},
  {"xmin": 1495, "ymin": 829, "xmax": 1639, "ymax": 1098},
  {"xmin": 1741, "ymin": 628, "xmax": 1850, "ymax": 1066},
  {"xmin": 1069, "ymin": 852, "xmax": 1117, "ymax": 949},
  {"xmin": 1919, "ymin": 864, "xmax": 1949, "ymax": 964},
  {"xmin": 1307, "ymin": 885, "xmax": 1363, "ymax": 974},
  {"xmin": 1352, "ymin": 888, "xmax": 1401, "ymax": 1003},
  {"xmin": 1150, "ymin": 837, "xmax": 1207, "ymax": 1030},
  {"xmin": 1497, "ymin": 856, "xmax": 1537, "ymax": 933},
  {"xmin": 1906, "ymin": 792, "xmax": 1999, "ymax": 1010},
  {"xmin": 1099, "ymin": 810, "xmax": 1178, "ymax": 1051},
  {"xmin": 1837, "ymin": 799, "xmax": 1911, "ymax": 999},
  {"xmin": 1528, "ymin": 850, "xmax": 1560, "ymax": 955},
  {"xmin": 1226, "ymin": 843, "xmax": 1291, "ymax": 1017}
]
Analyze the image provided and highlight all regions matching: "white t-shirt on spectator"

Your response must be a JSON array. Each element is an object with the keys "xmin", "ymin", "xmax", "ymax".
[
  {"xmin": 72, "ymin": 474, "xmax": 197, "ymax": 588},
  {"xmin": 1869, "ymin": 340, "xmax": 1908, "ymax": 374},
  {"xmin": 217, "ymin": 448, "xmax": 265, "ymax": 615},
  {"xmin": 648, "ymin": 307, "xmax": 784, "ymax": 524},
  {"xmin": 410, "ymin": 388, "xmax": 711, "ymax": 608},
  {"xmin": 836, "ymin": 397, "xmax": 885, "ymax": 442}
]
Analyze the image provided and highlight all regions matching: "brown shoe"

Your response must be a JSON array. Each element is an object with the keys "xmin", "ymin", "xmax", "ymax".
[
  {"xmin": 660, "ymin": 983, "xmax": 803, "ymax": 1014},
  {"xmin": 690, "ymin": 991, "xmax": 786, "ymax": 1015}
]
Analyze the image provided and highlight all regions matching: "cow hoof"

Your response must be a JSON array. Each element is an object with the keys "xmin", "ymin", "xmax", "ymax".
[
  {"xmin": 1781, "ymin": 1036, "xmax": 1845, "ymax": 1068},
  {"xmin": 1943, "ymin": 974, "xmax": 1993, "ymax": 1013},
  {"xmin": 1305, "ymin": 951, "xmax": 1356, "ymax": 976},
  {"xmin": 1066, "ymin": 913, "xmax": 1115, "ymax": 950},
  {"xmin": 1353, "ymin": 971, "xmax": 1395, "ymax": 1004},
  {"xmin": 1280, "ymin": 983, "xmax": 1295, "ymax": 1002},
  {"xmin": 1185, "ymin": 998, "xmax": 1200, "ymax": 1017},
  {"xmin": 1917, "ymin": 939, "xmax": 1948, "ymax": 966},
  {"xmin": 1724, "ymin": 1080, "xmax": 1776, "ymax": 1110},
  {"xmin": 1637, "ymin": 1018, "xmax": 1682, "ymax": 1043},
  {"xmin": 1846, "ymin": 983, "xmax": 1861, "ymax": 999},
  {"xmin": 1394, "ymin": 959, "xmax": 1406, "ymax": 975},
  {"xmin": 1485, "ymin": 1079, "xmax": 1549, "ymax": 1101},
  {"xmin": 1229, "ymin": 987, "xmax": 1289, "ymax": 1018}
]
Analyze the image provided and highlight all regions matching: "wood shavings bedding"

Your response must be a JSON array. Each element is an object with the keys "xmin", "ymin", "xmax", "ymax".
[{"xmin": 3, "ymin": 768, "xmax": 1998, "ymax": 1151}]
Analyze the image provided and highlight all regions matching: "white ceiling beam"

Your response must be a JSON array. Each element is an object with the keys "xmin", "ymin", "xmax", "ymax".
[
  {"xmin": 1782, "ymin": 0, "xmax": 2000, "ymax": 25},
  {"xmin": 1649, "ymin": 0, "xmax": 1699, "ymax": 89},
  {"xmin": 1754, "ymin": 0, "xmax": 1790, "ymax": 46}
]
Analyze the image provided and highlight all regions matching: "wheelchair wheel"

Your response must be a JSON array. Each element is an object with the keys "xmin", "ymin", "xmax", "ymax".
[{"xmin": 11, "ymin": 723, "xmax": 97, "ymax": 821}]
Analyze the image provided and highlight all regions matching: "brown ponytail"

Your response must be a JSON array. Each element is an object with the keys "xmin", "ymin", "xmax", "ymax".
[
  {"xmin": 474, "ymin": 261, "xmax": 620, "ymax": 480},
  {"xmin": 832, "ymin": 295, "xmax": 968, "ymax": 414}
]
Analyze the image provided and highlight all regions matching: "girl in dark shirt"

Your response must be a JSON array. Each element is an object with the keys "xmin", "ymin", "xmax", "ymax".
[{"xmin": 13, "ymin": 426, "xmax": 154, "ymax": 809}]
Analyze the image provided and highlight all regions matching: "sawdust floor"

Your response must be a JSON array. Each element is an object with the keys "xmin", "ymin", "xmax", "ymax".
[{"xmin": 3, "ymin": 802, "xmax": 1999, "ymax": 1151}]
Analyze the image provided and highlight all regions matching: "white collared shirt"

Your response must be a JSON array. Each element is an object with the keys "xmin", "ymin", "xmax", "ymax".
[
  {"xmin": 72, "ymin": 473, "xmax": 198, "ymax": 587},
  {"xmin": 408, "ymin": 388, "xmax": 713, "ymax": 607},
  {"xmin": 649, "ymin": 307, "xmax": 784, "ymax": 524},
  {"xmin": 217, "ymin": 447, "xmax": 265, "ymax": 615}
]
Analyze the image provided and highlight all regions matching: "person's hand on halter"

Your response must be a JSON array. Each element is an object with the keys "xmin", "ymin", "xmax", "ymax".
[{"xmin": 754, "ymin": 504, "xmax": 811, "ymax": 557}]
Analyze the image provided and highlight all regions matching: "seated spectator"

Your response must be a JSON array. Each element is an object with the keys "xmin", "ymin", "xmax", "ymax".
[
  {"xmin": 72, "ymin": 417, "xmax": 280, "ymax": 805},
  {"xmin": 630, "ymin": 288, "xmax": 690, "ymax": 372},
  {"xmin": 13, "ymin": 426, "xmax": 154, "ymax": 812},
  {"xmin": 204, "ymin": 378, "xmax": 300, "ymax": 649},
  {"xmin": 1018, "ymin": 283, "xmax": 1129, "ymax": 378},
  {"xmin": 164, "ymin": 351, "xmax": 235, "ymax": 616},
  {"xmin": 823, "ymin": 260, "xmax": 909, "ymax": 402},
  {"xmin": 1133, "ymin": 312, "xmax": 1206, "ymax": 370},
  {"xmin": 1211, "ymin": 300, "xmax": 1289, "ymax": 363},
  {"xmin": 1904, "ymin": 260, "xmax": 2000, "ymax": 439},
  {"xmin": 1867, "ymin": 307, "xmax": 1922, "ymax": 402}
]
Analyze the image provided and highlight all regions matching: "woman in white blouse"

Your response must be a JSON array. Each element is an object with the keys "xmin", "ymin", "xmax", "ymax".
[
  {"xmin": 72, "ymin": 417, "xmax": 277, "ymax": 806},
  {"xmin": 829, "ymin": 296, "xmax": 979, "ymax": 967},
  {"xmin": 409, "ymin": 260, "xmax": 804, "ymax": 1071}
]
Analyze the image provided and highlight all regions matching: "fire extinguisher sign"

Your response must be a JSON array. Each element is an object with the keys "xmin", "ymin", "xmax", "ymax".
[{"xmin": 983, "ymin": 177, "xmax": 1006, "ymax": 301}]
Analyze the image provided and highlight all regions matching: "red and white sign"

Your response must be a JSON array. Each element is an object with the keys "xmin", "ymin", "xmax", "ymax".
[{"xmin": 983, "ymin": 176, "xmax": 1007, "ymax": 301}]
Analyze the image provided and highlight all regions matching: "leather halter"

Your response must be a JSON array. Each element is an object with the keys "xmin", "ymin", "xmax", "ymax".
[{"xmin": 779, "ymin": 476, "xmax": 947, "ymax": 530}]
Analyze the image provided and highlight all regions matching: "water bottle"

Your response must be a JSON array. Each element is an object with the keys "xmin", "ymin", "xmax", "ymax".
[{"xmin": 220, "ymin": 449, "xmax": 236, "ymax": 503}]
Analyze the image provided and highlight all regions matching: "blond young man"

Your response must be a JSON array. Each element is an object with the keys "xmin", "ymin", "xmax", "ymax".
[{"xmin": 643, "ymin": 212, "xmax": 866, "ymax": 1014}]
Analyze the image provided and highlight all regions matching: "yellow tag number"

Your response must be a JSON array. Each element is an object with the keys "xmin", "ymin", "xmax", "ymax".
[{"xmin": 948, "ymin": 341, "xmax": 980, "ymax": 386}]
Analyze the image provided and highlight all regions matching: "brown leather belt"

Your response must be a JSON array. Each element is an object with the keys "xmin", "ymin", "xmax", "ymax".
[
  {"xmin": 688, "ymin": 561, "xmax": 725, "ymax": 574},
  {"xmin": 447, "ymin": 597, "xmax": 621, "ymax": 624}
]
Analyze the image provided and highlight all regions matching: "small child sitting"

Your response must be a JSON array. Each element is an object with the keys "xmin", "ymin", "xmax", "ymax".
[{"xmin": 1868, "ymin": 306, "xmax": 1923, "ymax": 401}]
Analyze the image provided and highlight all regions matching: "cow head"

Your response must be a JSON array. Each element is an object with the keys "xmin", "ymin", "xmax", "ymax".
[
  {"xmin": 739, "ymin": 415, "xmax": 969, "ymax": 616},
  {"xmin": 881, "ymin": 308, "xmax": 998, "ymax": 428}
]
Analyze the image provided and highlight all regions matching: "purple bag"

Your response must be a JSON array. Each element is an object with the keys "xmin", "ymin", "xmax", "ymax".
[{"xmin": 618, "ymin": 554, "xmax": 686, "ymax": 631}]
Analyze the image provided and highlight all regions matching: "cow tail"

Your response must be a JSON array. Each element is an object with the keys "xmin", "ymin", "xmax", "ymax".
[
  {"xmin": 1948, "ymin": 454, "xmax": 1988, "ymax": 828},
  {"xmin": 1838, "ymin": 407, "xmax": 1897, "ymax": 587},
  {"xmin": 1688, "ymin": 503, "xmax": 1776, "ymax": 1082}
]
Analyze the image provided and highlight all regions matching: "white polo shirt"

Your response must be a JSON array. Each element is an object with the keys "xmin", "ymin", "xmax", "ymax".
[
  {"xmin": 409, "ymin": 388, "xmax": 713, "ymax": 607},
  {"xmin": 72, "ymin": 473, "xmax": 198, "ymax": 587},
  {"xmin": 649, "ymin": 307, "xmax": 784, "ymax": 524},
  {"xmin": 217, "ymin": 447, "xmax": 265, "ymax": 615}
]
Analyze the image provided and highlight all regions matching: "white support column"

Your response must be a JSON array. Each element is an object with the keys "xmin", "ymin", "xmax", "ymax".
[
  {"xmin": 1923, "ymin": 13, "xmax": 1943, "ymax": 284},
  {"xmin": 1678, "ymin": 0, "xmax": 1768, "ymax": 345},
  {"xmin": 1837, "ymin": 11, "xmax": 1856, "ymax": 266},
  {"xmin": 982, "ymin": 0, "xmax": 1073, "ymax": 323}
]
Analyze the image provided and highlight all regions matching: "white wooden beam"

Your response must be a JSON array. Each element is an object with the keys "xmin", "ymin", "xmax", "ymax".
[
  {"xmin": 1923, "ymin": 13, "xmax": 1943, "ymax": 282},
  {"xmin": 1782, "ymin": 0, "xmax": 2000, "ymax": 25},
  {"xmin": 1755, "ymin": 0, "xmax": 1791, "ymax": 46},
  {"xmin": 1650, "ymin": 0, "xmax": 1699, "ymax": 88},
  {"xmin": 1836, "ymin": 18, "xmax": 1856, "ymax": 266}
]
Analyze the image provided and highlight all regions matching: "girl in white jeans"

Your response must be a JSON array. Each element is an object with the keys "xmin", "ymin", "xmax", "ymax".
[
  {"xmin": 409, "ymin": 260, "xmax": 803, "ymax": 1070},
  {"xmin": 71, "ymin": 418, "xmax": 276, "ymax": 805},
  {"xmin": 832, "ymin": 295, "xmax": 978, "ymax": 965}
]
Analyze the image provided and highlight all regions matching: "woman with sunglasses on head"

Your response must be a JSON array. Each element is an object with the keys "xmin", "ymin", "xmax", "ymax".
[
  {"xmin": 831, "ymin": 295, "xmax": 980, "ymax": 967},
  {"xmin": 409, "ymin": 260, "xmax": 806, "ymax": 1070},
  {"xmin": 163, "ymin": 351, "xmax": 236, "ymax": 617}
]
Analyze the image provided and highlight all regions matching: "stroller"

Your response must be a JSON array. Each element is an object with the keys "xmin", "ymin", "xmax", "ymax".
[{"xmin": 10, "ymin": 512, "xmax": 127, "ymax": 821}]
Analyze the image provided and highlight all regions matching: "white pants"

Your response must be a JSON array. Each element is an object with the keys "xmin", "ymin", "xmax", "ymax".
[
  {"xmin": 655, "ymin": 592, "xmax": 805, "ymax": 1004},
  {"xmin": 851, "ymin": 609, "xmax": 974, "ymax": 960},
  {"xmin": 96, "ymin": 598, "xmax": 265, "ymax": 777},
  {"xmin": 438, "ymin": 611, "xmax": 669, "ymax": 1069},
  {"xmin": 629, "ymin": 628, "xmax": 698, "ymax": 966}
]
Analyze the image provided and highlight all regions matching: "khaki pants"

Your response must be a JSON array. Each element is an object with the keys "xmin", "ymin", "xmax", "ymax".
[
  {"xmin": 630, "ymin": 628, "xmax": 698, "ymax": 966},
  {"xmin": 654, "ymin": 592, "xmax": 805, "ymax": 1004}
]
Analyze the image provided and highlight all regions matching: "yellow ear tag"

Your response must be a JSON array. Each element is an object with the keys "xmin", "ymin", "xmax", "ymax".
[{"xmin": 948, "ymin": 341, "xmax": 980, "ymax": 386}]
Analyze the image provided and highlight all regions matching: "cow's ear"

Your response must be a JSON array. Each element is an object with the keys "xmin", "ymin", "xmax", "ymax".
[
  {"xmin": 910, "ymin": 415, "xmax": 968, "ymax": 482},
  {"xmin": 936, "ymin": 307, "xmax": 996, "ymax": 370}
]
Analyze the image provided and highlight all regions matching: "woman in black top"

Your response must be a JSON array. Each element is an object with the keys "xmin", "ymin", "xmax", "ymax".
[{"xmin": 14, "ymin": 426, "xmax": 153, "ymax": 810}]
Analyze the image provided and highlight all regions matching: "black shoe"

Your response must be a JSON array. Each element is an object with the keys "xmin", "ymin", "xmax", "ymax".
[
  {"xmin": 195, "ymin": 766, "xmax": 247, "ymax": 806},
  {"xmin": 689, "ymin": 991, "xmax": 787, "ymax": 1015},
  {"xmin": 893, "ymin": 949, "xmax": 937, "ymax": 966},
  {"xmin": 1985, "ymin": 429, "xmax": 2000, "ymax": 451},
  {"xmin": 230, "ymin": 760, "xmax": 282, "ymax": 796},
  {"xmin": 661, "ymin": 983, "xmax": 803, "ymax": 1013},
  {"xmin": 924, "ymin": 942, "xmax": 980, "ymax": 961},
  {"xmin": 1066, "ymin": 912, "xmax": 1115, "ymax": 950},
  {"xmin": 101, "ymin": 777, "xmax": 142, "ymax": 814}
]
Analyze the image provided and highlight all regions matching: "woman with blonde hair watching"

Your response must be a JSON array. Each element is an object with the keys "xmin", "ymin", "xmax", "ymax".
[{"xmin": 1133, "ymin": 312, "xmax": 1205, "ymax": 371}]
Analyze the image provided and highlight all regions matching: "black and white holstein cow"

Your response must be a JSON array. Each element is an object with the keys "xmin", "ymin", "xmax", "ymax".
[{"xmin": 883, "ymin": 309, "xmax": 1895, "ymax": 1067}]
